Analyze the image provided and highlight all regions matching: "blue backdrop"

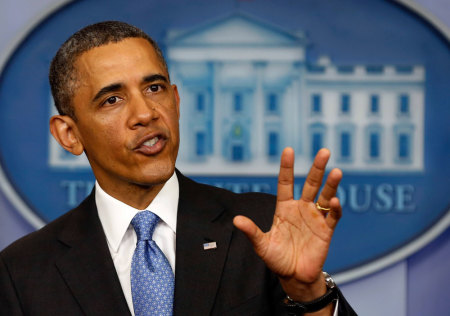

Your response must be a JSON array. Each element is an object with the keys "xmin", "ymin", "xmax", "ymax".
[{"xmin": 0, "ymin": 1, "xmax": 449, "ymax": 315}]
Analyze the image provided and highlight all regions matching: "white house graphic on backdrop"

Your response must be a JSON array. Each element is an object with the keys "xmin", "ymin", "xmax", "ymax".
[{"xmin": 49, "ymin": 14, "xmax": 425, "ymax": 175}]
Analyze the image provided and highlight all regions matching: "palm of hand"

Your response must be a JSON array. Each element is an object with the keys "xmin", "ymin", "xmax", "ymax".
[
  {"xmin": 259, "ymin": 199, "xmax": 333, "ymax": 284},
  {"xmin": 234, "ymin": 147, "xmax": 342, "ymax": 287}
]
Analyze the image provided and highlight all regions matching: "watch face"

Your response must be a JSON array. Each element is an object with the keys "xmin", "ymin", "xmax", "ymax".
[{"xmin": 323, "ymin": 272, "xmax": 336, "ymax": 288}]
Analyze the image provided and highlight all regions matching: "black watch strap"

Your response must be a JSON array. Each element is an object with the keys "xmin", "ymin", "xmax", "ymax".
[{"xmin": 282, "ymin": 272, "xmax": 338, "ymax": 315}]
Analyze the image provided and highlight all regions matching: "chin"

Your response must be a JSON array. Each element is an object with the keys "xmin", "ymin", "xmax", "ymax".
[{"xmin": 141, "ymin": 163, "xmax": 175, "ymax": 185}]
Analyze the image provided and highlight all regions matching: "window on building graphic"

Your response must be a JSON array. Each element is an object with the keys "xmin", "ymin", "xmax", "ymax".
[
  {"xmin": 398, "ymin": 133, "xmax": 410, "ymax": 160},
  {"xmin": 311, "ymin": 94, "xmax": 322, "ymax": 114},
  {"xmin": 399, "ymin": 94, "xmax": 410, "ymax": 115},
  {"xmin": 197, "ymin": 93, "xmax": 205, "ymax": 112},
  {"xmin": 341, "ymin": 94, "xmax": 351, "ymax": 114},
  {"xmin": 369, "ymin": 132, "xmax": 380, "ymax": 158},
  {"xmin": 396, "ymin": 66, "xmax": 413, "ymax": 74},
  {"xmin": 394, "ymin": 124, "xmax": 413, "ymax": 163},
  {"xmin": 366, "ymin": 65, "xmax": 383, "ymax": 74},
  {"xmin": 336, "ymin": 124, "xmax": 355, "ymax": 162},
  {"xmin": 370, "ymin": 95, "xmax": 379, "ymax": 114},
  {"xmin": 196, "ymin": 132, "xmax": 205, "ymax": 156},
  {"xmin": 307, "ymin": 64, "xmax": 325, "ymax": 73},
  {"xmin": 312, "ymin": 132, "xmax": 323, "ymax": 160},
  {"xmin": 310, "ymin": 123, "xmax": 326, "ymax": 160},
  {"xmin": 268, "ymin": 132, "xmax": 279, "ymax": 157},
  {"xmin": 365, "ymin": 125, "xmax": 382, "ymax": 162},
  {"xmin": 234, "ymin": 93, "xmax": 243, "ymax": 112},
  {"xmin": 232, "ymin": 145, "xmax": 244, "ymax": 161},
  {"xmin": 267, "ymin": 93, "xmax": 279, "ymax": 114},
  {"xmin": 337, "ymin": 66, "xmax": 354, "ymax": 74},
  {"xmin": 340, "ymin": 132, "xmax": 351, "ymax": 159}
]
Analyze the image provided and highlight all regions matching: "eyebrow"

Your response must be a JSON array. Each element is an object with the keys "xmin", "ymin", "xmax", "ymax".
[{"xmin": 143, "ymin": 74, "xmax": 169, "ymax": 84}]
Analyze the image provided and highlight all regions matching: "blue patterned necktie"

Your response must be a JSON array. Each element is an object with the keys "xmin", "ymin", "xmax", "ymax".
[{"xmin": 131, "ymin": 211, "xmax": 174, "ymax": 316}]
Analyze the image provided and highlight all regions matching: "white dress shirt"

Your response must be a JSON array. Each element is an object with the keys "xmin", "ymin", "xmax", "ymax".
[{"xmin": 96, "ymin": 173, "xmax": 179, "ymax": 315}]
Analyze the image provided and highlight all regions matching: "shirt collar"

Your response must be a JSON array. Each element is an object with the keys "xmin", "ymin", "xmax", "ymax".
[{"xmin": 96, "ymin": 172, "xmax": 179, "ymax": 253}]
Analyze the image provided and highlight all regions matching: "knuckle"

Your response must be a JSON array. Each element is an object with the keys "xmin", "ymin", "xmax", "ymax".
[
  {"xmin": 305, "ymin": 176, "xmax": 321, "ymax": 187},
  {"xmin": 278, "ymin": 178, "xmax": 291, "ymax": 185}
]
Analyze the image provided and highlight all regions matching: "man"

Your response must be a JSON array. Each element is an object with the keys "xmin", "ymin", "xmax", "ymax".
[{"xmin": 0, "ymin": 21, "xmax": 356, "ymax": 315}]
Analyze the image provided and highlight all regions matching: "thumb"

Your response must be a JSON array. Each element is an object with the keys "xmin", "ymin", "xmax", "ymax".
[{"xmin": 233, "ymin": 215, "xmax": 268, "ymax": 257}]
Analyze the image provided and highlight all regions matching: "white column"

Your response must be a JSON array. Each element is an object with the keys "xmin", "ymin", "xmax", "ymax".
[
  {"xmin": 171, "ymin": 63, "xmax": 189, "ymax": 162},
  {"xmin": 252, "ymin": 62, "xmax": 266, "ymax": 162},
  {"xmin": 283, "ymin": 74, "xmax": 296, "ymax": 151},
  {"xmin": 212, "ymin": 61, "xmax": 223, "ymax": 162},
  {"xmin": 293, "ymin": 62, "xmax": 304, "ymax": 157}
]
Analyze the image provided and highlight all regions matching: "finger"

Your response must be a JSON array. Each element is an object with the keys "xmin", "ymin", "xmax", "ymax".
[
  {"xmin": 325, "ymin": 197, "xmax": 342, "ymax": 230},
  {"xmin": 316, "ymin": 168, "xmax": 343, "ymax": 210},
  {"xmin": 277, "ymin": 147, "xmax": 295, "ymax": 202},
  {"xmin": 233, "ymin": 215, "xmax": 267, "ymax": 257},
  {"xmin": 301, "ymin": 148, "xmax": 330, "ymax": 202}
]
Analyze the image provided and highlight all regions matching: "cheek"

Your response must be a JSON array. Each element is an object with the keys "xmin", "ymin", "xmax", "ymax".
[
  {"xmin": 169, "ymin": 113, "xmax": 180, "ymax": 140},
  {"xmin": 82, "ymin": 121, "xmax": 124, "ymax": 154}
]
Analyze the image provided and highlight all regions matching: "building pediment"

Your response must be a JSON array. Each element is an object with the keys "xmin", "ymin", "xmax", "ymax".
[{"xmin": 167, "ymin": 13, "xmax": 305, "ymax": 47}]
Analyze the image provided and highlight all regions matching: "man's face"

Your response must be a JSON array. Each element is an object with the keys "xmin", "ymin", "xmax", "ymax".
[{"xmin": 68, "ymin": 38, "xmax": 180, "ymax": 200}]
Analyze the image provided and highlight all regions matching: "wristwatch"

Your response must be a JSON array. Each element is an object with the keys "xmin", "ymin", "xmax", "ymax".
[{"xmin": 282, "ymin": 271, "xmax": 338, "ymax": 315}]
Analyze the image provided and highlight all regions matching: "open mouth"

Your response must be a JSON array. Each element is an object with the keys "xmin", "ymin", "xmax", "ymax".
[
  {"xmin": 143, "ymin": 136, "xmax": 160, "ymax": 147},
  {"xmin": 134, "ymin": 133, "xmax": 167, "ymax": 156}
]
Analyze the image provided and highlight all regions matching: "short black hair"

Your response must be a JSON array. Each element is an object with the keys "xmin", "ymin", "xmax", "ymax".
[{"xmin": 49, "ymin": 21, "xmax": 168, "ymax": 120}]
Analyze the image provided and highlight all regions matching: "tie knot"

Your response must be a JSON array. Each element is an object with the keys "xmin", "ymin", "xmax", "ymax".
[{"xmin": 131, "ymin": 211, "xmax": 160, "ymax": 241}]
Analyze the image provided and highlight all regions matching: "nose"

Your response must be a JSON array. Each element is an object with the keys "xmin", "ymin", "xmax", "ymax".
[{"xmin": 128, "ymin": 94, "xmax": 159, "ymax": 128}]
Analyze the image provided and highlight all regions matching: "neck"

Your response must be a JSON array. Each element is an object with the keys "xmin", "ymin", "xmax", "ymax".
[{"xmin": 97, "ymin": 181, "xmax": 166, "ymax": 210}]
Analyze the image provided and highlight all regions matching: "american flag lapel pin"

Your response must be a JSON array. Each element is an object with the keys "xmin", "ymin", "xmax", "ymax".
[{"xmin": 203, "ymin": 241, "xmax": 217, "ymax": 250}]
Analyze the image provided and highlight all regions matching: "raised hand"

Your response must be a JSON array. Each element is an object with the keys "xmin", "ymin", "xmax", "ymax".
[{"xmin": 233, "ymin": 147, "xmax": 342, "ymax": 302}]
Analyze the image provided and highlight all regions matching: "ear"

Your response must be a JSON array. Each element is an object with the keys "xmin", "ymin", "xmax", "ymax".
[
  {"xmin": 172, "ymin": 84, "xmax": 180, "ymax": 119},
  {"xmin": 49, "ymin": 115, "xmax": 84, "ymax": 156}
]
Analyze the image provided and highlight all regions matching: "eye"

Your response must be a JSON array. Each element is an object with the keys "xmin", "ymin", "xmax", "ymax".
[
  {"xmin": 147, "ymin": 84, "xmax": 162, "ymax": 93},
  {"xmin": 103, "ymin": 96, "xmax": 122, "ymax": 106}
]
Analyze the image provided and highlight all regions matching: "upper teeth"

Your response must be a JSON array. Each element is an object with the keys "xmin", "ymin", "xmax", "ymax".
[{"xmin": 144, "ymin": 137, "xmax": 159, "ymax": 147}]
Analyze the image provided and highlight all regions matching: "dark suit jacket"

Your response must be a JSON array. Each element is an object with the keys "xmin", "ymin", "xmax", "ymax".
[{"xmin": 0, "ymin": 172, "xmax": 356, "ymax": 315}]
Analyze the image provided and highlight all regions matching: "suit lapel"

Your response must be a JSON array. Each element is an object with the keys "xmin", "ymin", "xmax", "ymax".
[
  {"xmin": 174, "ymin": 173, "xmax": 234, "ymax": 315},
  {"xmin": 55, "ymin": 193, "xmax": 131, "ymax": 316}
]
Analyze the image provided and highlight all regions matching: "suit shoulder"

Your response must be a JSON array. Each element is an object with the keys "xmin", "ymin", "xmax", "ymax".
[
  {"xmin": 1, "ymin": 211, "xmax": 67, "ymax": 260},
  {"xmin": 0, "ymin": 194, "xmax": 92, "ymax": 260},
  {"xmin": 180, "ymin": 173, "xmax": 276, "ymax": 207},
  {"xmin": 178, "ymin": 173, "xmax": 276, "ymax": 229}
]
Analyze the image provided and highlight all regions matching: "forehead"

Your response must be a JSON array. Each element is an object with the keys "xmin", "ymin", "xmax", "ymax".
[{"xmin": 74, "ymin": 37, "xmax": 166, "ymax": 88}]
